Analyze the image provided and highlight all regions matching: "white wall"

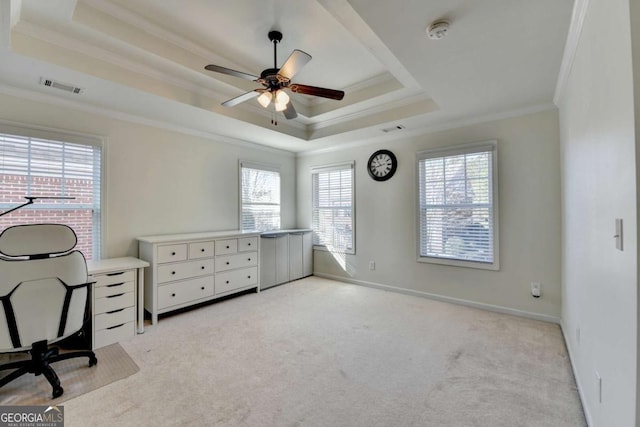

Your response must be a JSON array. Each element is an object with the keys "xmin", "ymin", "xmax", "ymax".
[
  {"xmin": 558, "ymin": 0, "xmax": 638, "ymax": 425},
  {"xmin": 297, "ymin": 109, "xmax": 562, "ymax": 321},
  {"xmin": 0, "ymin": 92, "xmax": 297, "ymax": 258}
]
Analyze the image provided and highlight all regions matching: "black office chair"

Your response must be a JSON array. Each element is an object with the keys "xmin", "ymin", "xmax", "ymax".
[{"xmin": 0, "ymin": 224, "xmax": 97, "ymax": 398}]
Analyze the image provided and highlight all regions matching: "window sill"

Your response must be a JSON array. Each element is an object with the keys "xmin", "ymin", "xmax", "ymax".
[
  {"xmin": 313, "ymin": 245, "xmax": 355, "ymax": 256},
  {"xmin": 417, "ymin": 256, "xmax": 499, "ymax": 271}
]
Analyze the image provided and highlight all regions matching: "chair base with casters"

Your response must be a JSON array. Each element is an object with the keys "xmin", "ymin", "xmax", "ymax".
[
  {"xmin": 0, "ymin": 340, "xmax": 97, "ymax": 398},
  {"xmin": 0, "ymin": 223, "xmax": 99, "ymax": 399}
]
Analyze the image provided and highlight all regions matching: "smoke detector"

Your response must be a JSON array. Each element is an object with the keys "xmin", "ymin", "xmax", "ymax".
[{"xmin": 426, "ymin": 20, "xmax": 450, "ymax": 40}]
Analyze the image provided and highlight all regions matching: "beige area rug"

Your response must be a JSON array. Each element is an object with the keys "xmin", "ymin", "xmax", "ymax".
[{"xmin": 0, "ymin": 343, "xmax": 139, "ymax": 405}]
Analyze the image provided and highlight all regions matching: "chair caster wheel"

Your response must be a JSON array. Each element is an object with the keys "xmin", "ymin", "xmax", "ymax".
[
  {"xmin": 52, "ymin": 386, "xmax": 63, "ymax": 398},
  {"xmin": 89, "ymin": 356, "xmax": 97, "ymax": 367}
]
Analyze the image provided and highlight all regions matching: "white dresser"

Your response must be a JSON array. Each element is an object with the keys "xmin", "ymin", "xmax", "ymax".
[{"xmin": 137, "ymin": 230, "xmax": 261, "ymax": 324}]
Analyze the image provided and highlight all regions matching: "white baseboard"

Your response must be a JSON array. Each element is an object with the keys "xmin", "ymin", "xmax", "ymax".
[
  {"xmin": 560, "ymin": 320, "xmax": 592, "ymax": 426},
  {"xmin": 313, "ymin": 272, "xmax": 561, "ymax": 324}
]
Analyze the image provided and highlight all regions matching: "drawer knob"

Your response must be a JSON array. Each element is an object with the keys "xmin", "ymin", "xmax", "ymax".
[
  {"xmin": 226, "ymin": 280, "xmax": 229, "ymax": 284},
  {"xmin": 201, "ymin": 248, "xmax": 205, "ymax": 252},
  {"xmin": 201, "ymin": 286, "xmax": 205, "ymax": 290},
  {"xmin": 201, "ymin": 266, "xmax": 205, "ymax": 270},
  {"xmin": 247, "ymin": 275, "xmax": 251, "ymax": 279},
  {"xmin": 248, "ymin": 258, "xmax": 251, "ymax": 261},
  {"xmin": 172, "ymin": 252, "xmax": 176, "ymax": 256},
  {"xmin": 172, "ymin": 271, "xmax": 176, "ymax": 275},
  {"xmin": 248, "ymin": 242, "xmax": 251, "ymax": 246},
  {"xmin": 226, "ymin": 245, "xmax": 230, "ymax": 249},
  {"xmin": 171, "ymin": 293, "xmax": 176, "ymax": 297},
  {"xmin": 226, "ymin": 261, "xmax": 230, "ymax": 265}
]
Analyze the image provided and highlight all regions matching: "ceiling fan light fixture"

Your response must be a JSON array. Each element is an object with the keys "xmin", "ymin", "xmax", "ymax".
[
  {"xmin": 274, "ymin": 90, "xmax": 290, "ymax": 111},
  {"xmin": 257, "ymin": 91, "xmax": 272, "ymax": 108}
]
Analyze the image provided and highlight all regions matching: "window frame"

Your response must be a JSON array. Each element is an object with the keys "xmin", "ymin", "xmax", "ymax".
[
  {"xmin": 238, "ymin": 160, "xmax": 282, "ymax": 232},
  {"xmin": 415, "ymin": 140, "xmax": 499, "ymax": 270},
  {"xmin": 311, "ymin": 161, "xmax": 356, "ymax": 255},
  {"xmin": 0, "ymin": 122, "xmax": 105, "ymax": 260}
]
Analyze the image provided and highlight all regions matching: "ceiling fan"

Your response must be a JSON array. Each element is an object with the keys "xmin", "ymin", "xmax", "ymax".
[{"xmin": 204, "ymin": 30, "xmax": 345, "ymax": 121}]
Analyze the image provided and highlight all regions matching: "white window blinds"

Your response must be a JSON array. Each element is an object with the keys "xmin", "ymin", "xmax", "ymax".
[
  {"xmin": 312, "ymin": 162, "xmax": 354, "ymax": 254},
  {"xmin": 0, "ymin": 131, "xmax": 102, "ymax": 260},
  {"xmin": 240, "ymin": 162, "xmax": 281, "ymax": 231},
  {"xmin": 417, "ymin": 142, "xmax": 497, "ymax": 268}
]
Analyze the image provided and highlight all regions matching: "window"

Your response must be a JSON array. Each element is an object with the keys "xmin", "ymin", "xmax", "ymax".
[
  {"xmin": 240, "ymin": 161, "xmax": 281, "ymax": 231},
  {"xmin": 0, "ymin": 129, "xmax": 103, "ymax": 260},
  {"xmin": 417, "ymin": 141, "xmax": 498, "ymax": 269},
  {"xmin": 311, "ymin": 162, "xmax": 355, "ymax": 254}
]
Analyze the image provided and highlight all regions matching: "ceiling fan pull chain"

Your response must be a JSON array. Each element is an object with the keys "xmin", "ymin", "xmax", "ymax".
[{"xmin": 271, "ymin": 111, "xmax": 277, "ymax": 126}]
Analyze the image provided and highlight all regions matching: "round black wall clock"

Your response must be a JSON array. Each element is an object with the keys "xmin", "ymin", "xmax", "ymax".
[{"xmin": 367, "ymin": 149, "xmax": 397, "ymax": 181}]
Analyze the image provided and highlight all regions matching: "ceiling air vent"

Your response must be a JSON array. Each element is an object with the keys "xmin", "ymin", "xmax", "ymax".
[
  {"xmin": 40, "ymin": 78, "xmax": 84, "ymax": 95},
  {"xmin": 381, "ymin": 125, "xmax": 405, "ymax": 133}
]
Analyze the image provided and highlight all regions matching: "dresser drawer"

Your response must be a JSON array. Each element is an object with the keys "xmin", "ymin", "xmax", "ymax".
[
  {"xmin": 94, "ymin": 306, "xmax": 135, "ymax": 331},
  {"xmin": 215, "ymin": 251, "xmax": 258, "ymax": 272},
  {"xmin": 158, "ymin": 276, "xmax": 214, "ymax": 309},
  {"xmin": 216, "ymin": 267, "xmax": 258, "ymax": 294},
  {"xmin": 94, "ymin": 321, "xmax": 135, "ymax": 349},
  {"xmin": 189, "ymin": 241, "xmax": 214, "ymax": 259},
  {"xmin": 157, "ymin": 258, "xmax": 214, "ymax": 283},
  {"xmin": 94, "ymin": 280, "xmax": 135, "ymax": 299},
  {"xmin": 238, "ymin": 237, "xmax": 258, "ymax": 252},
  {"xmin": 93, "ymin": 270, "xmax": 135, "ymax": 288},
  {"xmin": 215, "ymin": 239, "xmax": 237, "ymax": 255},
  {"xmin": 94, "ymin": 291, "xmax": 135, "ymax": 315},
  {"xmin": 157, "ymin": 244, "xmax": 188, "ymax": 263}
]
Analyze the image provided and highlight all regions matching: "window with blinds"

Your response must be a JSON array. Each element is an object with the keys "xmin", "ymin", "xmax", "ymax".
[
  {"xmin": 0, "ymin": 131, "xmax": 102, "ymax": 260},
  {"xmin": 240, "ymin": 162, "xmax": 281, "ymax": 231},
  {"xmin": 417, "ymin": 141, "xmax": 498, "ymax": 269},
  {"xmin": 311, "ymin": 162, "xmax": 355, "ymax": 254}
]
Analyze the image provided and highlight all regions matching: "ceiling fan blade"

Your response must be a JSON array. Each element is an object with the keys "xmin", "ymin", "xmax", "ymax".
[
  {"xmin": 289, "ymin": 84, "xmax": 344, "ymax": 100},
  {"xmin": 205, "ymin": 64, "xmax": 258, "ymax": 81},
  {"xmin": 278, "ymin": 49, "xmax": 312, "ymax": 80},
  {"xmin": 283, "ymin": 102, "xmax": 297, "ymax": 120},
  {"xmin": 222, "ymin": 90, "xmax": 261, "ymax": 107}
]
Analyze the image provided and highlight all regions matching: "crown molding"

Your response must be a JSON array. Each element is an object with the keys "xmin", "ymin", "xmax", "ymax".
[
  {"xmin": 553, "ymin": 0, "xmax": 590, "ymax": 106},
  {"xmin": 309, "ymin": 91, "xmax": 433, "ymax": 131},
  {"xmin": 298, "ymin": 102, "xmax": 556, "ymax": 157},
  {"xmin": 0, "ymin": 83, "xmax": 296, "ymax": 156}
]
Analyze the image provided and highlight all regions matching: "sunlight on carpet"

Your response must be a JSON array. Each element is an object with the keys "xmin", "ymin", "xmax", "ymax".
[{"xmin": 0, "ymin": 343, "xmax": 138, "ymax": 406}]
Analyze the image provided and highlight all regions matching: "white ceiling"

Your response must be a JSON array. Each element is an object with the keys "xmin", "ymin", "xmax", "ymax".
[{"xmin": 0, "ymin": 0, "xmax": 574, "ymax": 153}]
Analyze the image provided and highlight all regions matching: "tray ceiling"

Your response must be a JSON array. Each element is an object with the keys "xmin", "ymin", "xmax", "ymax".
[{"xmin": 0, "ymin": 0, "xmax": 573, "ymax": 152}]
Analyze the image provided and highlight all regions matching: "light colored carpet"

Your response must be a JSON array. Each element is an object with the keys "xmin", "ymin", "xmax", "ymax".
[
  {"xmin": 61, "ymin": 277, "xmax": 585, "ymax": 426},
  {"xmin": 0, "ymin": 343, "xmax": 139, "ymax": 405}
]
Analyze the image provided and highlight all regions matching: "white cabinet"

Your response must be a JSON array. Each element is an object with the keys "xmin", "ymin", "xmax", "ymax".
[
  {"xmin": 289, "ymin": 231, "xmax": 313, "ymax": 280},
  {"xmin": 138, "ymin": 231, "xmax": 261, "ymax": 324},
  {"xmin": 87, "ymin": 257, "xmax": 149, "ymax": 350},
  {"xmin": 260, "ymin": 230, "xmax": 312, "ymax": 289},
  {"xmin": 260, "ymin": 233, "xmax": 288, "ymax": 289}
]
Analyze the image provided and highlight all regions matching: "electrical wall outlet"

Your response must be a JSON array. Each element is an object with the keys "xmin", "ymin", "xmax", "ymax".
[
  {"xmin": 531, "ymin": 282, "xmax": 541, "ymax": 298},
  {"xmin": 369, "ymin": 260, "xmax": 375, "ymax": 270}
]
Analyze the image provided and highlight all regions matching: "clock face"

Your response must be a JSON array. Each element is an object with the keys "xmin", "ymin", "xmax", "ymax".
[{"xmin": 367, "ymin": 149, "xmax": 397, "ymax": 181}]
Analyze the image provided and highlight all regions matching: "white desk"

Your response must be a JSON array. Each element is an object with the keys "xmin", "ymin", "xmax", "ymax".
[{"xmin": 87, "ymin": 256, "xmax": 149, "ymax": 334}]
